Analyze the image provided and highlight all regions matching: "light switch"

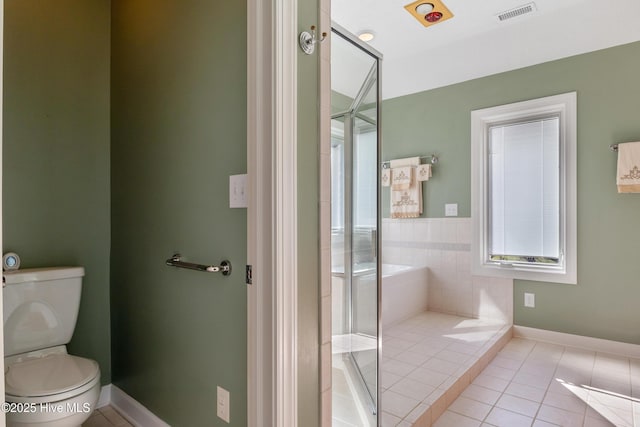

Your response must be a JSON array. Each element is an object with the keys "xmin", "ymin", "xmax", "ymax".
[{"xmin": 229, "ymin": 174, "xmax": 248, "ymax": 208}]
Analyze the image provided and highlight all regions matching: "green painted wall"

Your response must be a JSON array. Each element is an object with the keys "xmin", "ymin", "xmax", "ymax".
[
  {"xmin": 298, "ymin": 0, "xmax": 320, "ymax": 425},
  {"xmin": 382, "ymin": 41, "xmax": 640, "ymax": 344},
  {"xmin": 382, "ymin": 81, "xmax": 472, "ymax": 218},
  {"xmin": 332, "ymin": 90, "xmax": 354, "ymax": 114},
  {"xmin": 110, "ymin": 1, "xmax": 247, "ymax": 425},
  {"xmin": 3, "ymin": 0, "xmax": 112, "ymax": 383}
]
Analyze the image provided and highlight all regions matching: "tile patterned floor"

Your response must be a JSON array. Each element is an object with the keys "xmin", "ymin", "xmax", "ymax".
[
  {"xmin": 334, "ymin": 311, "xmax": 640, "ymax": 426},
  {"xmin": 331, "ymin": 311, "xmax": 510, "ymax": 426},
  {"xmin": 86, "ymin": 332, "xmax": 640, "ymax": 427},
  {"xmin": 381, "ymin": 312, "xmax": 510, "ymax": 426},
  {"xmin": 435, "ymin": 338, "xmax": 640, "ymax": 427},
  {"xmin": 83, "ymin": 405, "xmax": 133, "ymax": 427}
]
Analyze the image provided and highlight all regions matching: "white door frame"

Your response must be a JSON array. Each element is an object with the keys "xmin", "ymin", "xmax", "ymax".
[
  {"xmin": 1, "ymin": 0, "xmax": 6, "ymax": 425},
  {"xmin": 247, "ymin": 0, "xmax": 299, "ymax": 425}
]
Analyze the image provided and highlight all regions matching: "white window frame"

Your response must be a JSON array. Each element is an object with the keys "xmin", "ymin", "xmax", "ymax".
[{"xmin": 471, "ymin": 92, "xmax": 577, "ymax": 284}]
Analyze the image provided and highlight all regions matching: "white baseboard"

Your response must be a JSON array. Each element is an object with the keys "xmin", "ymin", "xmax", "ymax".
[
  {"xmin": 108, "ymin": 384, "xmax": 171, "ymax": 427},
  {"xmin": 97, "ymin": 384, "xmax": 112, "ymax": 408},
  {"xmin": 513, "ymin": 326, "xmax": 640, "ymax": 359}
]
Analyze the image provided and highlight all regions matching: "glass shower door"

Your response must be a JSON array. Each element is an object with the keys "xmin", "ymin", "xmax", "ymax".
[
  {"xmin": 350, "ymin": 114, "xmax": 378, "ymax": 410},
  {"xmin": 331, "ymin": 27, "xmax": 381, "ymax": 426}
]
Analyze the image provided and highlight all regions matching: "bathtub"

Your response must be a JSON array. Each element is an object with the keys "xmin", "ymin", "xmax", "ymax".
[
  {"xmin": 381, "ymin": 264, "xmax": 429, "ymax": 327},
  {"xmin": 332, "ymin": 263, "xmax": 429, "ymax": 333}
]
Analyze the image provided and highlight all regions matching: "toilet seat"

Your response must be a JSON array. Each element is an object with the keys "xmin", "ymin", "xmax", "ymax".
[{"xmin": 5, "ymin": 353, "xmax": 100, "ymax": 403}]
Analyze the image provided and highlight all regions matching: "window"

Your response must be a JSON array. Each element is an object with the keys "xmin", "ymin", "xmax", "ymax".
[
  {"xmin": 471, "ymin": 93, "xmax": 577, "ymax": 284},
  {"xmin": 330, "ymin": 120, "xmax": 377, "ymax": 231}
]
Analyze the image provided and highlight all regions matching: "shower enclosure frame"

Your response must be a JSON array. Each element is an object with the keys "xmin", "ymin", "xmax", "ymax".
[{"xmin": 331, "ymin": 23, "xmax": 383, "ymax": 425}]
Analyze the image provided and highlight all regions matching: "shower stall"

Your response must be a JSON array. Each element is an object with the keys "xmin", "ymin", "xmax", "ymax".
[{"xmin": 330, "ymin": 25, "xmax": 382, "ymax": 427}]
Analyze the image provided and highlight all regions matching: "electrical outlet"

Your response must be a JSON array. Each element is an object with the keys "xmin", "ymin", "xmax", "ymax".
[
  {"xmin": 217, "ymin": 386, "xmax": 230, "ymax": 423},
  {"xmin": 524, "ymin": 292, "xmax": 535, "ymax": 308},
  {"xmin": 445, "ymin": 203, "xmax": 458, "ymax": 217}
]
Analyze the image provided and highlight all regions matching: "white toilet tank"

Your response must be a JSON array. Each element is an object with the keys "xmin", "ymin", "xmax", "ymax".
[{"xmin": 3, "ymin": 267, "xmax": 85, "ymax": 357}]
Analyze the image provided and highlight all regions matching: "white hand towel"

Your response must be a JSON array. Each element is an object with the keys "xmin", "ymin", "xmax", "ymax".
[
  {"xmin": 416, "ymin": 164, "xmax": 432, "ymax": 181},
  {"xmin": 381, "ymin": 168, "xmax": 391, "ymax": 187},
  {"xmin": 617, "ymin": 141, "xmax": 640, "ymax": 193},
  {"xmin": 389, "ymin": 157, "xmax": 420, "ymax": 168},
  {"xmin": 391, "ymin": 166, "xmax": 413, "ymax": 190},
  {"xmin": 391, "ymin": 183, "xmax": 422, "ymax": 218},
  {"xmin": 389, "ymin": 157, "xmax": 423, "ymax": 218}
]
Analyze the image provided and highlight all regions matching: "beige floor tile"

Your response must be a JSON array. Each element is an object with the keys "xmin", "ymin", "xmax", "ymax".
[
  {"xmin": 484, "ymin": 407, "xmax": 533, "ymax": 427},
  {"xmin": 512, "ymin": 370, "xmax": 554, "ymax": 390},
  {"xmin": 422, "ymin": 358, "xmax": 462, "ymax": 376},
  {"xmin": 99, "ymin": 406, "xmax": 132, "ymax": 426},
  {"xmin": 542, "ymin": 390, "xmax": 588, "ymax": 415},
  {"xmin": 381, "ymin": 370, "xmax": 403, "ymax": 390},
  {"xmin": 390, "ymin": 377, "xmax": 436, "ymax": 401},
  {"xmin": 383, "ymin": 358, "xmax": 417, "ymax": 377},
  {"xmin": 82, "ymin": 413, "xmax": 112, "ymax": 427},
  {"xmin": 380, "ymin": 411, "xmax": 402, "ymax": 427},
  {"xmin": 405, "ymin": 403, "xmax": 430, "ymax": 424},
  {"xmin": 410, "ymin": 367, "xmax": 450, "ymax": 388},
  {"xmin": 532, "ymin": 420, "xmax": 560, "ymax": 427},
  {"xmin": 340, "ymin": 316, "xmax": 640, "ymax": 427},
  {"xmin": 472, "ymin": 373, "xmax": 509, "ymax": 392},
  {"xmin": 448, "ymin": 396, "xmax": 492, "ymax": 421},
  {"xmin": 490, "ymin": 355, "xmax": 524, "ymax": 371},
  {"xmin": 443, "ymin": 336, "xmax": 639, "ymax": 427},
  {"xmin": 583, "ymin": 414, "xmax": 616, "ymax": 426},
  {"xmin": 382, "ymin": 389, "xmax": 421, "ymax": 418},
  {"xmin": 495, "ymin": 393, "xmax": 540, "ymax": 417},
  {"xmin": 382, "ymin": 313, "xmax": 509, "ymax": 423},
  {"xmin": 82, "ymin": 407, "xmax": 133, "ymax": 427},
  {"xmin": 504, "ymin": 381, "xmax": 547, "ymax": 403},
  {"xmin": 433, "ymin": 410, "xmax": 481, "ymax": 427},
  {"xmin": 537, "ymin": 404, "xmax": 586, "ymax": 427},
  {"xmin": 460, "ymin": 384, "xmax": 502, "ymax": 406},
  {"xmin": 482, "ymin": 365, "xmax": 517, "ymax": 382},
  {"xmin": 395, "ymin": 350, "xmax": 432, "ymax": 366}
]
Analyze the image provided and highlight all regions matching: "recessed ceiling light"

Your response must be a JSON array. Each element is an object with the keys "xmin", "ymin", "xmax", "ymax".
[
  {"xmin": 415, "ymin": 3, "xmax": 434, "ymax": 15},
  {"xmin": 358, "ymin": 31, "xmax": 375, "ymax": 42}
]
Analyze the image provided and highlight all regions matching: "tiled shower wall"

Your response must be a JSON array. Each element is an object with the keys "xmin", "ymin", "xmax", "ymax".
[{"xmin": 382, "ymin": 217, "xmax": 513, "ymax": 324}]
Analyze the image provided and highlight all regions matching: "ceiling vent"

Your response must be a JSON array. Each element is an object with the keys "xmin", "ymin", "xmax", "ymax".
[{"xmin": 497, "ymin": 2, "xmax": 537, "ymax": 22}]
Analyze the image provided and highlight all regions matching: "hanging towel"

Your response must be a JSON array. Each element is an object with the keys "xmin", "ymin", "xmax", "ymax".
[
  {"xmin": 416, "ymin": 164, "xmax": 432, "ymax": 181},
  {"xmin": 389, "ymin": 157, "xmax": 420, "ymax": 168},
  {"xmin": 381, "ymin": 168, "xmax": 391, "ymax": 187},
  {"xmin": 617, "ymin": 141, "xmax": 640, "ymax": 193},
  {"xmin": 389, "ymin": 157, "xmax": 422, "ymax": 218},
  {"xmin": 391, "ymin": 166, "xmax": 413, "ymax": 190}
]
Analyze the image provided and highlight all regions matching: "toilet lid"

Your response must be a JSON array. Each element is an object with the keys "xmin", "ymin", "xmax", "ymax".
[{"xmin": 5, "ymin": 353, "xmax": 99, "ymax": 397}]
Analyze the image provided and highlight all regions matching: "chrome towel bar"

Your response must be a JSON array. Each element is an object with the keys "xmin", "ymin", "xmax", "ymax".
[
  {"xmin": 381, "ymin": 154, "xmax": 438, "ymax": 169},
  {"xmin": 165, "ymin": 254, "xmax": 232, "ymax": 276}
]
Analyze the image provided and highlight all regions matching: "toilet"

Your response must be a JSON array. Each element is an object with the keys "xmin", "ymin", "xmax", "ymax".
[{"xmin": 3, "ymin": 267, "xmax": 101, "ymax": 427}]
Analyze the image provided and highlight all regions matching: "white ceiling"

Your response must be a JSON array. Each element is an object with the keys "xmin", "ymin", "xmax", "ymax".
[{"xmin": 332, "ymin": 0, "xmax": 640, "ymax": 99}]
